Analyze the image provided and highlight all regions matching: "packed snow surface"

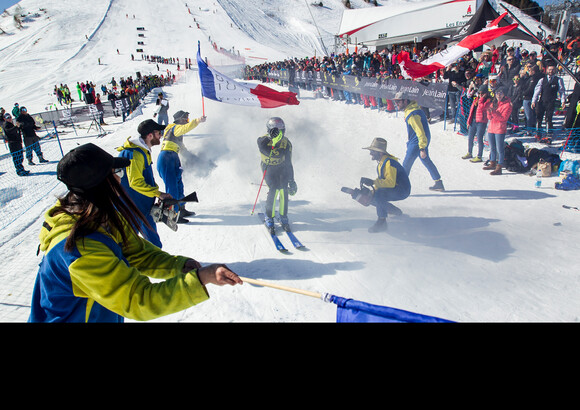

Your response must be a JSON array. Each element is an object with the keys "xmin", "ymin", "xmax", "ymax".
[{"xmin": 0, "ymin": 0, "xmax": 579, "ymax": 323}]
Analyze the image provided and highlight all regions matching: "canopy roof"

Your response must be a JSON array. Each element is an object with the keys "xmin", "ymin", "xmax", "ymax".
[{"xmin": 338, "ymin": 0, "xmax": 477, "ymax": 46}]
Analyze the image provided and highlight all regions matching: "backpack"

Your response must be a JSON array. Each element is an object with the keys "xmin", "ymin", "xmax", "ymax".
[{"xmin": 504, "ymin": 139, "xmax": 528, "ymax": 173}]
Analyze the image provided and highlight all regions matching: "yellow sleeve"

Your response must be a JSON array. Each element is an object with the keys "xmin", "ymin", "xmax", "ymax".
[
  {"xmin": 374, "ymin": 159, "xmax": 397, "ymax": 189},
  {"xmin": 69, "ymin": 233, "xmax": 209, "ymax": 321},
  {"xmin": 407, "ymin": 113, "xmax": 428, "ymax": 149},
  {"xmin": 126, "ymin": 150, "xmax": 160, "ymax": 198},
  {"xmin": 171, "ymin": 118, "xmax": 200, "ymax": 137}
]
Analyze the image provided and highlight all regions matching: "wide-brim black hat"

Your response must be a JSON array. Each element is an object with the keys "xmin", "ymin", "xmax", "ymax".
[{"xmin": 57, "ymin": 143, "xmax": 130, "ymax": 193}]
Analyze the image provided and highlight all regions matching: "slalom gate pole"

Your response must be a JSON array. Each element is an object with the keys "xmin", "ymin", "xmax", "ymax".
[{"xmin": 240, "ymin": 276, "xmax": 323, "ymax": 299}]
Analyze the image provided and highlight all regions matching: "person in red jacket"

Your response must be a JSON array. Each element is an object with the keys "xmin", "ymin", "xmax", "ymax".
[
  {"xmin": 484, "ymin": 86, "xmax": 513, "ymax": 175},
  {"xmin": 463, "ymin": 84, "xmax": 492, "ymax": 163}
]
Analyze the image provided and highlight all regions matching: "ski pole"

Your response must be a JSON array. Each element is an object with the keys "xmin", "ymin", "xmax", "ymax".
[{"xmin": 250, "ymin": 147, "xmax": 273, "ymax": 215}]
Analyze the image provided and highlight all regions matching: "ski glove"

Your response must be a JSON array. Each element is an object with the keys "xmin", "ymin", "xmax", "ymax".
[
  {"xmin": 288, "ymin": 180, "xmax": 297, "ymax": 196},
  {"xmin": 269, "ymin": 127, "xmax": 283, "ymax": 146},
  {"xmin": 360, "ymin": 177, "xmax": 374, "ymax": 187}
]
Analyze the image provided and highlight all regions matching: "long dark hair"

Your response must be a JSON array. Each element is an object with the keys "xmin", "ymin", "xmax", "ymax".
[{"xmin": 52, "ymin": 172, "xmax": 151, "ymax": 252}]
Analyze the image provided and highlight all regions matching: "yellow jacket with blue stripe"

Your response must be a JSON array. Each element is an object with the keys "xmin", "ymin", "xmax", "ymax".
[
  {"xmin": 163, "ymin": 118, "xmax": 201, "ymax": 146},
  {"xmin": 29, "ymin": 202, "xmax": 209, "ymax": 322},
  {"xmin": 403, "ymin": 101, "xmax": 430, "ymax": 150},
  {"xmin": 373, "ymin": 154, "xmax": 401, "ymax": 189}
]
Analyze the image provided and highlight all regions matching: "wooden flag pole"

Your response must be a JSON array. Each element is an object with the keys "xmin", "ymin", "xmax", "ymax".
[{"xmin": 240, "ymin": 276, "xmax": 323, "ymax": 299}]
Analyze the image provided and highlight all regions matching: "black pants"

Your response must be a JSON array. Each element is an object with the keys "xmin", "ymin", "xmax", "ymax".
[
  {"xmin": 8, "ymin": 143, "xmax": 25, "ymax": 173},
  {"xmin": 262, "ymin": 164, "xmax": 290, "ymax": 219},
  {"xmin": 536, "ymin": 100, "xmax": 555, "ymax": 132}
]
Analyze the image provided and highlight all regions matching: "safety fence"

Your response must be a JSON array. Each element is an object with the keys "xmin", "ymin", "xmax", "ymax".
[
  {"xmin": 0, "ymin": 75, "xmax": 175, "ymax": 233},
  {"xmin": 254, "ymin": 68, "xmax": 580, "ymax": 156}
]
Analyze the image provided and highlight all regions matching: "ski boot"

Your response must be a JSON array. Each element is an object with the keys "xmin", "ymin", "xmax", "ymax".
[
  {"xmin": 264, "ymin": 216, "xmax": 275, "ymax": 235},
  {"xmin": 279, "ymin": 215, "xmax": 291, "ymax": 232}
]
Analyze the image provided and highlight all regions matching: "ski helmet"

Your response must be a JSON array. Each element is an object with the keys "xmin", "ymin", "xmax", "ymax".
[{"xmin": 266, "ymin": 117, "xmax": 285, "ymax": 133}]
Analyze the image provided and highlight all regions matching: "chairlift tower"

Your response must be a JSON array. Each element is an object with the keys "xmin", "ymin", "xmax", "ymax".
[{"xmin": 543, "ymin": 0, "xmax": 580, "ymax": 39}]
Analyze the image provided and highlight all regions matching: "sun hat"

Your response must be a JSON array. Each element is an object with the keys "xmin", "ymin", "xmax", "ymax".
[{"xmin": 363, "ymin": 137, "xmax": 388, "ymax": 154}]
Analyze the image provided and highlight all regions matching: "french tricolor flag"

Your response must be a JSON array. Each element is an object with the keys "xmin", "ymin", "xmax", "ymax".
[
  {"xmin": 197, "ymin": 45, "xmax": 299, "ymax": 108},
  {"xmin": 397, "ymin": 13, "xmax": 518, "ymax": 80}
]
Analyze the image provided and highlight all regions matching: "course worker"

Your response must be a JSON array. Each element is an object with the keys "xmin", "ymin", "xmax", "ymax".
[
  {"xmin": 117, "ymin": 119, "xmax": 171, "ymax": 248},
  {"xmin": 393, "ymin": 92, "xmax": 445, "ymax": 191},
  {"xmin": 29, "ymin": 143, "xmax": 242, "ymax": 323},
  {"xmin": 360, "ymin": 137, "xmax": 411, "ymax": 233}
]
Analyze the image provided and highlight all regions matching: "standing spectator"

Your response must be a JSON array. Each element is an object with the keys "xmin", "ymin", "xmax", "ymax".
[
  {"xmin": 16, "ymin": 106, "xmax": 48, "ymax": 165},
  {"xmin": 11, "ymin": 103, "xmax": 20, "ymax": 118},
  {"xmin": 117, "ymin": 119, "xmax": 171, "ymax": 248},
  {"xmin": 507, "ymin": 75, "xmax": 524, "ymax": 130},
  {"xmin": 521, "ymin": 63, "xmax": 542, "ymax": 135},
  {"xmin": 498, "ymin": 55, "xmax": 521, "ymax": 87},
  {"xmin": 393, "ymin": 93, "xmax": 445, "ymax": 191},
  {"xmin": 463, "ymin": 85, "xmax": 492, "ymax": 163},
  {"xmin": 443, "ymin": 62, "xmax": 465, "ymax": 123},
  {"xmin": 94, "ymin": 93, "xmax": 107, "ymax": 125},
  {"xmin": 29, "ymin": 142, "xmax": 242, "ymax": 323},
  {"xmin": 359, "ymin": 137, "xmax": 411, "ymax": 233},
  {"xmin": 484, "ymin": 87, "xmax": 513, "ymax": 175},
  {"xmin": 157, "ymin": 113, "xmax": 206, "ymax": 222},
  {"xmin": 153, "ymin": 92, "xmax": 170, "ymax": 125},
  {"xmin": 2, "ymin": 112, "xmax": 29, "ymax": 176},
  {"xmin": 531, "ymin": 64, "xmax": 566, "ymax": 137}
]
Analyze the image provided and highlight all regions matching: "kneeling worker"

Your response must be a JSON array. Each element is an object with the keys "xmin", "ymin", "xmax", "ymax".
[{"xmin": 360, "ymin": 137, "xmax": 411, "ymax": 233}]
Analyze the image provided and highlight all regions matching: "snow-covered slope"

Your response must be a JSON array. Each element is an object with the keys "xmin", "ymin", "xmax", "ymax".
[{"xmin": 1, "ymin": 0, "xmax": 579, "ymax": 323}]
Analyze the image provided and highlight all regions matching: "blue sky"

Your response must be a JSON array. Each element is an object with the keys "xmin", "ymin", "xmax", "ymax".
[{"xmin": 0, "ymin": 0, "xmax": 20, "ymax": 12}]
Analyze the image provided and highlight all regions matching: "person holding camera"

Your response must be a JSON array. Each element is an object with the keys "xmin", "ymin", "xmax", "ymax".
[{"xmin": 360, "ymin": 137, "xmax": 411, "ymax": 233}]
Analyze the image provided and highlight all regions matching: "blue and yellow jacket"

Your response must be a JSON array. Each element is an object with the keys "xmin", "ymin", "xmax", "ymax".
[
  {"xmin": 403, "ymin": 101, "xmax": 431, "ymax": 150},
  {"xmin": 157, "ymin": 140, "xmax": 183, "ymax": 201},
  {"xmin": 117, "ymin": 136, "xmax": 160, "ymax": 213},
  {"xmin": 29, "ymin": 203, "xmax": 209, "ymax": 322},
  {"xmin": 374, "ymin": 153, "xmax": 411, "ymax": 196},
  {"xmin": 164, "ymin": 118, "xmax": 202, "ymax": 146}
]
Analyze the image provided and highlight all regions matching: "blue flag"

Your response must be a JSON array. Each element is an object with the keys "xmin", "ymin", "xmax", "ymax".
[{"xmin": 329, "ymin": 295, "xmax": 454, "ymax": 323}]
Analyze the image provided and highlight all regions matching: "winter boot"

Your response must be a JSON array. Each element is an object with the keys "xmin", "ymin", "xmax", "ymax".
[
  {"xmin": 483, "ymin": 160, "xmax": 496, "ymax": 170},
  {"xmin": 490, "ymin": 164, "xmax": 503, "ymax": 175},
  {"xmin": 180, "ymin": 205, "xmax": 195, "ymax": 217},
  {"xmin": 177, "ymin": 216, "xmax": 189, "ymax": 224},
  {"xmin": 461, "ymin": 153, "xmax": 473, "ymax": 159},
  {"xmin": 429, "ymin": 179, "xmax": 445, "ymax": 191},
  {"xmin": 39, "ymin": 157, "xmax": 49, "ymax": 163},
  {"xmin": 28, "ymin": 159, "xmax": 35, "ymax": 166},
  {"xmin": 368, "ymin": 217, "xmax": 387, "ymax": 233}
]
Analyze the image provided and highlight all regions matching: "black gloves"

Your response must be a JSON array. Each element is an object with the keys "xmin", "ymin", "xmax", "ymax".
[
  {"xmin": 288, "ymin": 180, "xmax": 297, "ymax": 196},
  {"xmin": 360, "ymin": 177, "xmax": 374, "ymax": 187}
]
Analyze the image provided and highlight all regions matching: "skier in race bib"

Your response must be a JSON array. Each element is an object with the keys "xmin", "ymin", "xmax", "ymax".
[{"xmin": 257, "ymin": 117, "xmax": 297, "ymax": 233}]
